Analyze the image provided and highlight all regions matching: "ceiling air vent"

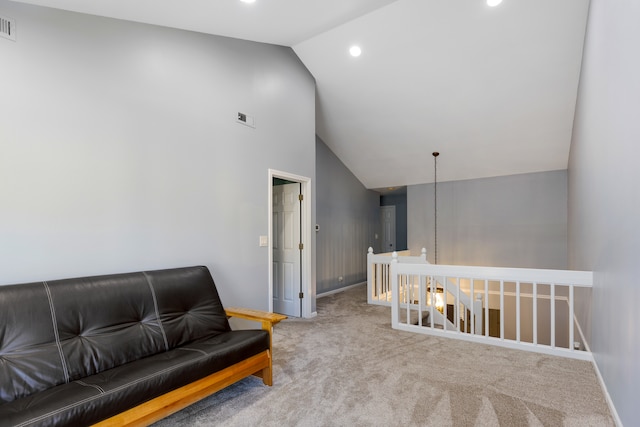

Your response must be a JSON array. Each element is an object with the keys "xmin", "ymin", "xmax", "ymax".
[{"xmin": 0, "ymin": 14, "xmax": 16, "ymax": 42}]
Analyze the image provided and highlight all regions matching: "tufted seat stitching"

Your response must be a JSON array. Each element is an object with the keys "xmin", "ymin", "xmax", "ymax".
[
  {"xmin": 12, "ymin": 344, "xmax": 240, "ymax": 427},
  {"xmin": 142, "ymin": 272, "xmax": 169, "ymax": 352},
  {"xmin": 177, "ymin": 347, "xmax": 208, "ymax": 357},
  {"xmin": 75, "ymin": 380, "xmax": 105, "ymax": 394},
  {"xmin": 42, "ymin": 281, "xmax": 70, "ymax": 384}
]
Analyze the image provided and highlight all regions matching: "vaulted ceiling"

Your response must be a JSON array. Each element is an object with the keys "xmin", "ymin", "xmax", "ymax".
[{"xmin": 12, "ymin": 0, "xmax": 590, "ymax": 189}]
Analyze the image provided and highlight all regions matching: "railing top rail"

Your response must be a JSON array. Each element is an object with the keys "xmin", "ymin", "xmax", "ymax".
[
  {"xmin": 368, "ymin": 247, "xmax": 427, "ymax": 264},
  {"xmin": 370, "ymin": 251, "xmax": 411, "ymax": 257},
  {"xmin": 391, "ymin": 261, "xmax": 593, "ymax": 287}
]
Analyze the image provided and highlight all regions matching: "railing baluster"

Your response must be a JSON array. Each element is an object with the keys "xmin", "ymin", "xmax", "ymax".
[
  {"xmin": 456, "ymin": 277, "xmax": 461, "ymax": 333},
  {"xmin": 550, "ymin": 283, "xmax": 556, "ymax": 348},
  {"xmin": 375, "ymin": 263, "xmax": 380, "ymax": 302},
  {"xmin": 378, "ymin": 263, "xmax": 382, "ymax": 301},
  {"xmin": 516, "ymin": 281, "xmax": 521, "ymax": 343},
  {"xmin": 418, "ymin": 275, "xmax": 424, "ymax": 327},
  {"xmin": 443, "ymin": 276, "xmax": 448, "ymax": 331},
  {"xmin": 380, "ymin": 263, "xmax": 385, "ymax": 302},
  {"xmin": 385, "ymin": 263, "xmax": 388, "ymax": 302},
  {"xmin": 569, "ymin": 285, "xmax": 575, "ymax": 351},
  {"xmin": 405, "ymin": 275, "xmax": 410, "ymax": 325},
  {"xmin": 500, "ymin": 280, "xmax": 504, "ymax": 340},
  {"xmin": 533, "ymin": 282, "xmax": 538, "ymax": 345},
  {"xmin": 376, "ymin": 263, "xmax": 381, "ymax": 301},
  {"xmin": 383, "ymin": 263, "xmax": 387, "ymax": 301},
  {"xmin": 484, "ymin": 279, "xmax": 489, "ymax": 338},
  {"xmin": 390, "ymin": 252, "xmax": 398, "ymax": 329},
  {"xmin": 470, "ymin": 279, "xmax": 475, "ymax": 335},
  {"xmin": 367, "ymin": 248, "xmax": 373, "ymax": 304},
  {"xmin": 430, "ymin": 276, "xmax": 435, "ymax": 328},
  {"xmin": 384, "ymin": 264, "xmax": 389, "ymax": 301}
]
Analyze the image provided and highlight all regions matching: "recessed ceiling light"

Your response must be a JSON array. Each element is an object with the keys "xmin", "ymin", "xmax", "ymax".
[
  {"xmin": 240, "ymin": 0, "xmax": 256, "ymax": 3},
  {"xmin": 487, "ymin": 0, "xmax": 503, "ymax": 6},
  {"xmin": 349, "ymin": 46, "xmax": 362, "ymax": 57}
]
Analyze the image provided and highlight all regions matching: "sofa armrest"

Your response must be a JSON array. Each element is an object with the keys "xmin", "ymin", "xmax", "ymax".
[
  {"xmin": 225, "ymin": 307, "xmax": 287, "ymax": 332},
  {"xmin": 225, "ymin": 308, "xmax": 286, "ymax": 387}
]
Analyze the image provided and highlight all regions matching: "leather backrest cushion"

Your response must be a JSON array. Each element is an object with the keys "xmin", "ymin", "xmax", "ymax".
[
  {"xmin": 0, "ymin": 282, "xmax": 67, "ymax": 404},
  {"xmin": 144, "ymin": 266, "xmax": 231, "ymax": 348},
  {"xmin": 0, "ymin": 266, "xmax": 229, "ymax": 401},
  {"xmin": 47, "ymin": 273, "xmax": 167, "ymax": 381}
]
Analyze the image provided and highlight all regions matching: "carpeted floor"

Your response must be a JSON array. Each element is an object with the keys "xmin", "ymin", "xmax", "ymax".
[{"xmin": 153, "ymin": 284, "xmax": 613, "ymax": 426}]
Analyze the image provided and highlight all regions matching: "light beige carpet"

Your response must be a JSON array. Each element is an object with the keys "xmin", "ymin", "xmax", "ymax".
[{"xmin": 153, "ymin": 284, "xmax": 613, "ymax": 426}]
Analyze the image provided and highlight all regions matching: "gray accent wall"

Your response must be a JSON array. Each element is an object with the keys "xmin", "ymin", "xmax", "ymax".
[
  {"xmin": 316, "ymin": 137, "xmax": 380, "ymax": 295},
  {"xmin": 568, "ymin": 0, "xmax": 640, "ymax": 424},
  {"xmin": 408, "ymin": 170, "xmax": 568, "ymax": 269},
  {"xmin": 0, "ymin": 1, "xmax": 316, "ymax": 313}
]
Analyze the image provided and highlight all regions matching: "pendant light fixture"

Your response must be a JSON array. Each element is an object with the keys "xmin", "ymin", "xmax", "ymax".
[{"xmin": 433, "ymin": 152, "xmax": 439, "ymax": 265}]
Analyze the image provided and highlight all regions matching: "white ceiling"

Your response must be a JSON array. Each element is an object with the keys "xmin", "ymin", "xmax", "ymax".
[{"xmin": 12, "ymin": 0, "xmax": 591, "ymax": 189}]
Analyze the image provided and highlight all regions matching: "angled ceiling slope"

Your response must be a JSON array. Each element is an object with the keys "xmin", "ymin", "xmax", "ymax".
[
  {"xmin": 10, "ymin": 0, "xmax": 399, "ymax": 46},
  {"xmin": 294, "ymin": 0, "xmax": 590, "ymax": 188},
  {"xmin": 11, "ymin": 0, "xmax": 590, "ymax": 188}
]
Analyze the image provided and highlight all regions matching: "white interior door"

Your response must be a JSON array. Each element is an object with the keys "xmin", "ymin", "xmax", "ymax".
[
  {"xmin": 381, "ymin": 205, "xmax": 396, "ymax": 253},
  {"xmin": 272, "ymin": 183, "xmax": 301, "ymax": 317}
]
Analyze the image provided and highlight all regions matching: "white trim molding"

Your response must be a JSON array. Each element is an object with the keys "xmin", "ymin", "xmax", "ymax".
[
  {"xmin": 317, "ymin": 282, "xmax": 365, "ymax": 299},
  {"xmin": 268, "ymin": 169, "xmax": 313, "ymax": 319}
]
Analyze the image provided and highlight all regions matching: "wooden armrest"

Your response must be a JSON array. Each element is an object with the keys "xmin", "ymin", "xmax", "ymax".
[
  {"xmin": 224, "ymin": 307, "xmax": 286, "ymax": 388},
  {"xmin": 225, "ymin": 307, "xmax": 287, "ymax": 328}
]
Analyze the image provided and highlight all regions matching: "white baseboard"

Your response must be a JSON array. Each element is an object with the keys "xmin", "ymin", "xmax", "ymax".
[
  {"xmin": 571, "ymin": 308, "xmax": 619, "ymax": 424},
  {"xmin": 591, "ymin": 356, "xmax": 623, "ymax": 426},
  {"xmin": 317, "ymin": 281, "xmax": 365, "ymax": 299}
]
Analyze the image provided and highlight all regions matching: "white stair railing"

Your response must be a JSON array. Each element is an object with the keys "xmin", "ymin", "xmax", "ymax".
[
  {"xmin": 367, "ymin": 248, "xmax": 482, "ymax": 334},
  {"xmin": 367, "ymin": 247, "xmax": 427, "ymax": 306},
  {"xmin": 389, "ymin": 252, "xmax": 593, "ymax": 360}
]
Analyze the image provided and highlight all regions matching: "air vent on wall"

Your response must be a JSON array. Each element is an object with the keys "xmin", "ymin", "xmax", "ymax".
[{"xmin": 0, "ymin": 14, "xmax": 16, "ymax": 42}]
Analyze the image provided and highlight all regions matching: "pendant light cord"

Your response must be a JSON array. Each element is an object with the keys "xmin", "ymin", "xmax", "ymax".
[{"xmin": 433, "ymin": 152, "xmax": 439, "ymax": 265}]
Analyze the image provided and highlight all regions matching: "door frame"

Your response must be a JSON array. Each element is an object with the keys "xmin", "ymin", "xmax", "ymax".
[{"xmin": 268, "ymin": 169, "xmax": 312, "ymax": 318}]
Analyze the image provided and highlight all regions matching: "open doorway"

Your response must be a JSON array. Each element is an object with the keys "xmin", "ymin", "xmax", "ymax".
[
  {"xmin": 268, "ymin": 169, "xmax": 312, "ymax": 318},
  {"xmin": 379, "ymin": 188, "xmax": 408, "ymax": 251}
]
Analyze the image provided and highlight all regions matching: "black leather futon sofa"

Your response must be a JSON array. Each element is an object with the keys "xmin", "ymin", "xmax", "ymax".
[{"xmin": 0, "ymin": 266, "xmax": 285, "ymax": 426}]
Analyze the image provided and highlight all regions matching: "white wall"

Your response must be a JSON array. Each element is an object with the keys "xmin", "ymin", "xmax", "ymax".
[
  {"xmin": 408, "ymin": 170, "xmax": 568, "ymax": 269},
  {"xmin": 0, "ymin": 1, "xmax": 316, "ymax": 312},
  {"xmin": 568, "ymin": 0, "xmax": 640, "ymax": 424}
]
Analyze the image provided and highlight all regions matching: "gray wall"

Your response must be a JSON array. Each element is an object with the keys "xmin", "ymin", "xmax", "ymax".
[
  {"xmin": 316, "ymin": 137, "xmax": 380, "ymax": 295},
  {"xmin": 408, "ymin": 170, "xmax": 568, "ymax": 269},
  {"xmin": 568, "ymin": 0, "xmax": 640, "ymax": 424},
  {"xmin": 380, "ymin": 192, "xmax": 408, "ymax": 251},
  {"xmin": 0, "ymin": 1, "xmax": 316, "ymax": 313}
]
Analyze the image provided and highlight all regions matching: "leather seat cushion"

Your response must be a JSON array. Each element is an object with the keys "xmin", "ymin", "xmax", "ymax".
[{"xmin": 0, "ymin": 329, "xmax": 269, "ymax": 427}]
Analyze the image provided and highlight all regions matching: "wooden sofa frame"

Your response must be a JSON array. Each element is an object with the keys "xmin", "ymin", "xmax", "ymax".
[{"xmin": 93, "ymin": 308, "xmax": 286, "ymax": 427}]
